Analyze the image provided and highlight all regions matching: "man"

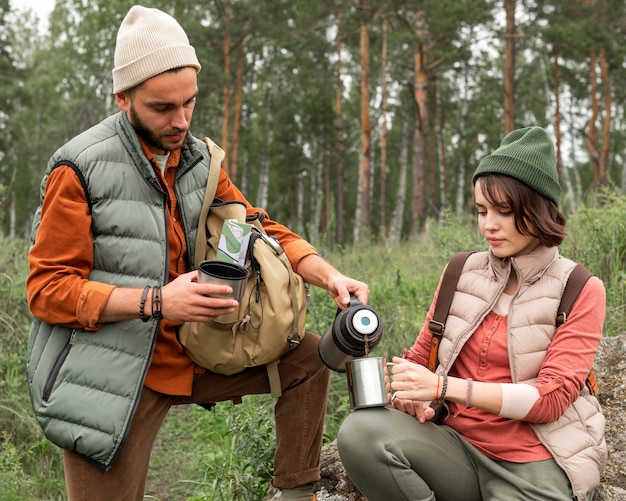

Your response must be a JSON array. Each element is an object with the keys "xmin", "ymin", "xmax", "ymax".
[{"xmin": 26, "ymin": 6, "xmax": 369, "ymax": 501}]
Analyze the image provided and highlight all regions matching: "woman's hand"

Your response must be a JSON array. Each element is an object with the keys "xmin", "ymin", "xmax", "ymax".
[
  {"xmin": 388, "ymin": 356, "xmax": 440, "ymax": 423},
  {"xmin": 390, "ymin": 356, "xmax": 440, "ymax": 401},
  {"xmin": 390, "ymin": 396, "xmax": 437, "ymax": 423},
  {"xmin": 390, "ymin": 356, "xmax": 505, "ymax": 418}
]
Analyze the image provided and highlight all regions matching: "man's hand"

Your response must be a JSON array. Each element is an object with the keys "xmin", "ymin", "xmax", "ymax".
[
  {"xmin": 161, "ymin": 270, "xmax": 238, "ymax": 322},
  {"xmin": 99, "ymin": 270, "xmax": 238, "ymax": 323},
  {"xmin": 295, "ymin": 254, "xmax": 369, "ymax": 309}
]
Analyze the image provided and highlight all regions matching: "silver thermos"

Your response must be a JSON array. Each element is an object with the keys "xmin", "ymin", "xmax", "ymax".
[{"xmin": 318, "ymin": 296, "xmax": 383, "ymax": 372}]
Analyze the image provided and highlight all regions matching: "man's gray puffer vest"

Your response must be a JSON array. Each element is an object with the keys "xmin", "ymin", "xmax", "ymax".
[{"xmin": 27, "ymin": 111, "xmax": 212, "ymax": 470}]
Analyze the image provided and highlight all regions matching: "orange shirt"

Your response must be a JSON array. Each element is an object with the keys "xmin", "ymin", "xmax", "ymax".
[{"xmin": 27, "ymin": 138, "xmax": 318, "ymax": 396}]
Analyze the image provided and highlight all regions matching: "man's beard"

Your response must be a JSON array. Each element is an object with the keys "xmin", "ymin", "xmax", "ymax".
[{"xmin": 129, "ymin": 105, "xmax": 187, "ymax": 153}]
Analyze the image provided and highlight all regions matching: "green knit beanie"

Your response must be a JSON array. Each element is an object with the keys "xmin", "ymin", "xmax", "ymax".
[{"xmin": 472, "ymin": 126, "xmax": 561, "ymax": 206}]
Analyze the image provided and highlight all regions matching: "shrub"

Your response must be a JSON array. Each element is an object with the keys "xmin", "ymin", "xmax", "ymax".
[
  {"xmin": 0, "ymin": 237, "xmax": 65, "ymax": 499},
  {"xmin": 562, "ymin": 190, "xmax": 626, "ymax": 338}
]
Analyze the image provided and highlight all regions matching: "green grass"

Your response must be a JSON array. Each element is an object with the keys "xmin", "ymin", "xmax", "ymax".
[
  {"xmin": 2, "ymin": 190, "xmax": 625, "ymax": 499},
  {"xmin": 146, "ymin": 401, "xmax": 275, "ymax": 500}
]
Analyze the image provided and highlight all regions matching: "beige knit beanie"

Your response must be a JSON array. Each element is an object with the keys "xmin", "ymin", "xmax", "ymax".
[{"xmin": 112, "ymin": 5, "xmax": 201, "ymax": 94}]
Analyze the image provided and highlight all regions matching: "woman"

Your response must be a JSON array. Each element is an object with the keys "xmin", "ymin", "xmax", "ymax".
[{"xmin": 337, "ymin": 127, "xmax": 606, "ymax": 501}]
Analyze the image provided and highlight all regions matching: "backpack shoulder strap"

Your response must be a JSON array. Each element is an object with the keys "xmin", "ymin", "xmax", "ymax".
[
  {"xmin": 556, "ymin": 263, "xmax": 593, "ymax": 327},
  {"xmin": 427, "ymin": 251, "xmax": 474, "ymax": 371},
  {"xmin": 193, "ymin": 137, "xmax": 225, "ymax": 268},
  {"xmin": 556, "ymin": 263, "xmax": 598, "ymax": 395}
]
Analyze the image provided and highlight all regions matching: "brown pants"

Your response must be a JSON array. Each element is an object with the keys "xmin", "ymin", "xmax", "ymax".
[{"xmin": 63, "ymin": 332, "xmax": 330, "ymax": 500}]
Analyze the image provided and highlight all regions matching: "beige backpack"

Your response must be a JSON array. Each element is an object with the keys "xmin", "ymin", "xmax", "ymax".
[{"xmin": 178, "ymin": 137, "xmax": 308, "ymax": 397}]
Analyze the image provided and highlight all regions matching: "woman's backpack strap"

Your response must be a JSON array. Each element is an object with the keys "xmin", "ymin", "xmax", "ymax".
[{"xmin": 427, "ymin": 252, "xmax": 474, "ymax": 372}]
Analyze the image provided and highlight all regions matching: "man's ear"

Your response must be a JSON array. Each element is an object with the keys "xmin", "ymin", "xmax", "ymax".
[{"xmin": 115, "ymin": 92, "xmax": 130, "ymax": 111}]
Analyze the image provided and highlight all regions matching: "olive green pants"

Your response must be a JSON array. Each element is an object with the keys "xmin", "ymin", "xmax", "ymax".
[{"xmin": 337, "ymin": 407, "xmax": 594, "ymax": 501}]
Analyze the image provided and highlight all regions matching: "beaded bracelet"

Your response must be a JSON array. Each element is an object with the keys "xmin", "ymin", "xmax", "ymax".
[
  {"xmin": 139, "ymin": 285, "xmax": 151, "ymax": 322},
  {"xmin": 438, "ymin": 374, "xmax": 448, "ymax": 403},
  {"xmin": 466, "ymin": 378, "xmax": 473, "ymax": 408},
  {"xmin": 151, "ymin": 285, "xmax": 162, "ymax": 320}
]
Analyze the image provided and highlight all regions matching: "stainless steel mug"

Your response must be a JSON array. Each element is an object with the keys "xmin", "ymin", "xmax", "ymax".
[
  {"xmin": 346, "ymin": 357, "xmax": 388, "ymax": 410},
  {"xmin": 198, "ymin": 260, "xmax": 250, "ymax": 301}
]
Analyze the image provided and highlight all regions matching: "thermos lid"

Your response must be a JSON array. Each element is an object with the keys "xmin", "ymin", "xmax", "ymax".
[{"xmin": 351, "ymin": 309, "xmax": 379, "ymax": 335}]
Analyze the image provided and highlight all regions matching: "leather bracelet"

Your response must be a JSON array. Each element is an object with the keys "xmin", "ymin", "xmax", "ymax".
[
  {"xmin": 466, "ymin": 378, "xmax": 473, "ymax": 407},
  {"xmin": 435, "ymin": 375, "xmax": 441, "ymax": 401},
  {"xmin": 151, "ymin": 285, "xmax": 162, "ymax": 320},
  {"xmin": 438, "ymin": 374, "xmax": 448, "ymax": 403},
  {"xmin": 139, "ymin": 285, "xmax": 151, "ymax": 322}
]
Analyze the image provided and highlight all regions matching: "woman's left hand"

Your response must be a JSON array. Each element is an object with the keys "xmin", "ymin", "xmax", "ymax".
[{"xmin": 389, "ymin": 356, "xmax": 440, "ymax": 402}]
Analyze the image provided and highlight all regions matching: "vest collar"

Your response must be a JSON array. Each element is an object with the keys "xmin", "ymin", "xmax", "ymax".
[{"xmin": 488, "ymin": 245, "xmax": 559, "ymax": 285}]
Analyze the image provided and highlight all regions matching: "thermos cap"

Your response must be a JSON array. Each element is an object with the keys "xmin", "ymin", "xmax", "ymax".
[{"xmin": 351, "ymin": 309, "xmax": 379, "ymax": 335}]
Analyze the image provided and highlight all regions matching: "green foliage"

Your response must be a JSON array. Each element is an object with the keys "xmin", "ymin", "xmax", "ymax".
[
  {"xmin": 561, "ymin": 190, "xmax": 626, "ymax": 337},
  {"xmin": 0, "ymin": 432, "xmax": 31, "ymax": 501},
  {"xmin": 145, "ymin": 405, "xmax": 224, "ymax": 499},
  {"xmin": 151, "ymin": 392, "xmax": 334, "ymax": 499},
  {"xmin": 189, "ymin": 397, "xmax": 275, "ymax": 501},
  {"xmin": 0, "ymin": 237, "xmax": 66, "ymax": 499},
  {"xmin": 146, "ymin": 397, "xmax": 276, "ymax": 500}
]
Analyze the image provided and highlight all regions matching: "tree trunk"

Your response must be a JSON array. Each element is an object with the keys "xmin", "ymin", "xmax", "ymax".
[
  {"xmin": 410, "ymin": 9, "xmax": 429, "ymax": 236},
  {"xmin": 221, "ymin": 0, "xmax": 231, "ymax": 173},
  {"xmin": 379, "ymin": 15, "xmax": 389, "ymax": 238},
  {"xmin": 503, "ymin": 0, "xmax": 516, "ymax": 134},
  {"xmin": 568, "ymin": 97, "xmax": 583, "ymax": 197},
  {"xmin": 434, "ymin": 78, "xmax": 446, "ymax": 220},
  {"xmin": 554, "ymin": 50, "xmax": 563, "ymax": 182},
  {"xmin": 356, "ymin": 1, "xmax": 372, "ymax": 242},
  {"xmin": 229, "ymin": 35, "xmax": 245, "ymax": 184},
  {"xmin": 8, "ymin": 166, "xmax": 16, "ymax": 238},
  {"xmin": 389, "ymin": 105, "xmax": 411, "ymax": 244},
  {"xmin": 334, "ymin": 11, "xmax": 345, "ymax": 246},
  {"xmin": 585, "ymin": 51, "xmax": 601, "ymax": 184},
  {"xmin": 455, "ymin": 62, "xmax": 470, "ymax": 216},
  {"xmin": 239, "ymin": 52, "xmax": 256, "ymax": 197},
  {"xmin": 599, "ymin": 49, "xmax": 610, "ymax": 186},
  {"xmin": 257, "ymin": 87, "xmax": 273, "ymax": 209},
  {"xmin": 553, "ymin": 50, "xmax": 576, "ymax": 213},
  {"xmin": 297, "ymin": 158, "xmax": 305, "ymax": 236},
  {"xmin": 322, "ymin": 127, "xmax": 330, "ymax": 236},
  {"xmin": 310, "ymin": 131, "xmax": 325, "ymax": 245},
  {"xmin": 10, "ymin": 195, "xmax": 16, "ymax": 239}
]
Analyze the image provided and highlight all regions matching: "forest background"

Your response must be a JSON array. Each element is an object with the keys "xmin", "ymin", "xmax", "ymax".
[
  {"xmin": 1, "ymin": 0, "xmax": 626, "ymax": 499},
  {"xmin": 2, "ymin": 0, "xmax": 626, "ymax": 243}
]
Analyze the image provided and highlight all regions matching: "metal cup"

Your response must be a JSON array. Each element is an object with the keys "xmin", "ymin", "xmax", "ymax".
[
  {"xmin": 197, "ymin": 260, "xmax": 250, "ymax": 301},
  {"xmin": 345, "ymin": 357, "xmax": 388, "ymax": 410}
]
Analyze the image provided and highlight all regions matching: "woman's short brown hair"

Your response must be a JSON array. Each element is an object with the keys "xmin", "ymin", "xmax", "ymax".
[{"xmin": 475, "ymin": 174, "xmax": 566, "ymax": 247}]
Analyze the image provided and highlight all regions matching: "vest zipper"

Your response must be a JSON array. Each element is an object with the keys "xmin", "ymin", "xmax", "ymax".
[{"xmin": 42, "ymin": 329, "xmax": 77, "ymax": 402}]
